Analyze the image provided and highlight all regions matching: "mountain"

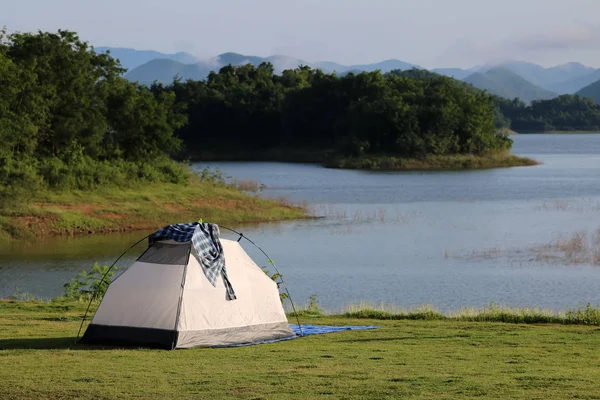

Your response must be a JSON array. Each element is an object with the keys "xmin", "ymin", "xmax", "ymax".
[
  {"xmin": 463, "ymin": 67, "xmax": 557, "ymax": 102},
  {"xmin": 122, "ymin": 50, "xmax": 420, "ymax": 84},
  {"xmin": 474, "ymin": 61, "xmax": 597, "ymax": 93},
  {"xmin": 95, "ymin": 47, "xmax": 199, "ymax": 72},
  {"xmin": 125, "ymin": 59, "xmax": 212, "ymax": 85},
  {"xmin": 431, "ymin": 68, "xmax": 474, "ymax": 80},
  {"xmin": 205, "ymin": 52, "xmax": 311, "ymax": 74},
  {"xmin": 314, "ymin": 61, "xmax": 350, "ymax": 73},
  {"xmin": 547, "ymin": 69, "xmax": 600, "ymax": 94},
  {"xmin": 214, "ymin": 54, "xmax": 418, "ymax": 74},
  {"xmin": 264, "ymin": 55, "xmax": 312, "ymax": 73},
  {"xmin": 349, "ymin": 59, "xmax": 418, "ymax": 72},
  {"xmin": 576, "ymin": 80, "xmax": 600, "ymax": 104},
  {"xmin": 215, "ymin": 52, "xmax": 270, "ymax": 68},
  {"xmin": 103, "ymin": 45, "xmax": 600, "ymax": 99}
]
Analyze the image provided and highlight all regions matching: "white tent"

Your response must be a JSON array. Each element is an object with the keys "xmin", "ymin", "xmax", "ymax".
[{"xmin": 81, "ymin": 232, "xmax": 296, "ymax": 349}]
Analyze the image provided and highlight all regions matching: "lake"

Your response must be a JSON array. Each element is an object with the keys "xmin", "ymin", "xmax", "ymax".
[{"xmin": 2, "ymin": 134, "xmax": 600, "ymax": 313}]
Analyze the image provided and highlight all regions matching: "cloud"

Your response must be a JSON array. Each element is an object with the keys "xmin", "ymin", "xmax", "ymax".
[
  {"xmin": 512, "ymin": 25, "xmax": 600, "ymax": 52},
  {"xmin": 430, "ymin": 24, "xmax": 600, "ymax": 68}
]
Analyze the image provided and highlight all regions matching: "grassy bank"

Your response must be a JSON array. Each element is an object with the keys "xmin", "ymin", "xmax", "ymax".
[
  {"xmin": 0, "ymin": 174, "xmax": 306, "ymax": 241},
  {"xmin": 191, "ymin": 149, "xmax": 539, "ymax": 171},
  {"xmin": 325, "ymin": 151, "xmax": 539, "ymax": 171},
  {"xmin": 2, "ymin": 300, "xmax": 600, "ymax": 399}
]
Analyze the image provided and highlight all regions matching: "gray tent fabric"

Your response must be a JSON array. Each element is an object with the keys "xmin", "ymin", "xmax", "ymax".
[{"xmin": 81, "ymin": 237, "xmax": 295, "ymax": 349}]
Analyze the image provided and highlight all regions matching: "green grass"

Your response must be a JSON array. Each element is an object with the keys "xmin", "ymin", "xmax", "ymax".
[
  {"xmin": 325, "ymin": 151, "xmax": 539, "ymax": 171},
  {"xmin": 0, "ymin": 175, "xmax": 307, "ymax": 239},
  {"xmin": 342, "ymin": 303, "xmax": 600, "ymax": 325},
  {"xmin": 2, "ymin": 300, "xmax": 600, "ymax": 399}
]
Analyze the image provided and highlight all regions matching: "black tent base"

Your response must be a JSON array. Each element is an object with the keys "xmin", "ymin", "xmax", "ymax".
[{"xmin": 80, "ymin": 324, "xmax": 176, "ymax": 350}]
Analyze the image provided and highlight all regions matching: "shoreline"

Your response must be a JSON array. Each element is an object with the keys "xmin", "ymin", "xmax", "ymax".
[
  {"xmin": 517, "ymin": 130, "xmax": 600, "ymax": 134},
  {"xmin": 0, "ymin": 150, "xmax": 539, "ymax": 241},
  {"xmin": 0, "ymin": 177, "xmax": 308, "ymax": 241},
  {"xmin": 188, "ymin": 149, "xmax": 539, "ymax": 171},
  {"xmin": 324, "ymin": 152, "xmax": 539, "ymax": 170},
  {"xmin": 2, "ymin": 299, "xmax": 599, "ymax": 326}
]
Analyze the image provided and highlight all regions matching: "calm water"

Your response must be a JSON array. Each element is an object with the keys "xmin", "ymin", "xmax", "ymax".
[{"xmin": 2, "ymin": 134, "xmax": 600, "ymax": 312}]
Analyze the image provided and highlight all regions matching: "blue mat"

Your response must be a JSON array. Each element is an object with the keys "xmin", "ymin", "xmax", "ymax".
[
  {"xmin": 291, "ymin": 324, "xmax": 380, "ymax": 336},
  {"xmin": 213, "ymin": 324, "xmax": 379, "ymax": 348}
]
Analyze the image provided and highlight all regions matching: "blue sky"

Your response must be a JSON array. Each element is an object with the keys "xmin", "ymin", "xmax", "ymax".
[{"xmin": 4, "ymin": 0, "xmax": 600, "ymax": 68}]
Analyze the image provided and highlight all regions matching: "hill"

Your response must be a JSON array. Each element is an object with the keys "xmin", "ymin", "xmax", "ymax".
[
  {"xmin": 576, "ymin": 80, "xmax": 600, "ymax": 104},
  {"xmin": 432, "ymin": 68, "xmax": 475, "ymax": 80},
  {"xmin": 548, "ymin": 69, "xmax": 600, "ymax": 94},
  {"xmin": 125, "ymin": 59, "xmax": 212, "ymax": 85},
  {"xmin": 124, "ymin": 52, "xmax": 419, "ymax": 85},
  {"xmin": 95, "ymin": 47, "xmax": 199, "ymax": 71},
  {"xmin": 434, "ymin": 62, "xmax": 598, "ymax": 93},
  {"xmin": 349, "ymin": 59, "xmax": 418, "ymax": 72},
  {"xmin": 490, "ymin": 61, "xmax": 595, "ymax": 90},
  {"xmin": 100, "ymin": 45, "xmax": 598, "ymax": 97},
  {"xmin": 463, "ymin": 67, "xmax": 557, "ymax": 102}
]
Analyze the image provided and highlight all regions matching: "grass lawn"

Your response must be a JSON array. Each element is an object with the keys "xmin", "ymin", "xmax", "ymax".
[{"xmin": 1, "ymin": 300, "xmax": 599, "ymax": 399}]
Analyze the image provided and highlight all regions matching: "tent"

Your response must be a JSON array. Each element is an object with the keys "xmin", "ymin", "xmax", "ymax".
[{"xmin": 80, "ymin": 222, "xmax": 296, "ymax": 349}]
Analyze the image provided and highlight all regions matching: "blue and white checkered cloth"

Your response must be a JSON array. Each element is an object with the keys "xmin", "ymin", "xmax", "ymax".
[{"xmin": 149, "ymin": 222, "xmax": 236, "ymax": 300}]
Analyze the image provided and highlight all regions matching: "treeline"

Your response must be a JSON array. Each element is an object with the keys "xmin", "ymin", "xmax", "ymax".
[
  {"xmin": 493, "ymin": 95, "xmax": 600, "ymax": 132},
  {"xmin": 385, "ymin": 69, "xmax": 600, "ymax": 133},
  {"xmin": 152, "ymin": 64, "xmax": 512, "ymax": 158},
  {"xmin": 0, "ymin": 29, "xmax": 188, "ymax": 198}
]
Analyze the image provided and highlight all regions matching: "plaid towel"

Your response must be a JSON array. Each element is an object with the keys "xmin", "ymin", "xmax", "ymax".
[{"xmin": 148, "ymin": 222, "xmax": 236, "ymax": 300}]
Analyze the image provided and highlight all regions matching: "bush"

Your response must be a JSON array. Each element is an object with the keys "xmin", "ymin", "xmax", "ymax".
[{"xmin": 63, "ymin": 263, "xmax": 118, "ymax": 301}]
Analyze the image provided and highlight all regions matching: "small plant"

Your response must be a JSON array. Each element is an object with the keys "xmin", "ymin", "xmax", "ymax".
[
  {"xmin": 197, "ymin": 167, "xmax": 225, "ymax": 184},
  {"xmin": 306, "ymin": 293, "xmax": 323, "ymax": 315},
  {"xmin": 63, "ymin": 263, "xmax": 118, "ymax": 301},
  {"xmin": 8, "ymin": 287, "xmax": 37, "ymax": 302},
  {"xmin": 261, "ymin": 261, "xmax": 289, "ymax": 304}
]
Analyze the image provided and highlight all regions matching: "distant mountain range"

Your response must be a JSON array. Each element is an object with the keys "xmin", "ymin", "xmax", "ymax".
[
  {"xmin": 96, "ymin": 46, "xmax": 600, "ymax": 103},
  {"xmin": 95, "ymin": 47, "xmax": 200, "ymax": 71},
  {"xmin": 463, "ymin": 67, "xmax": 557, "ymax": 103},
  {"xmin": 576, "ymin": 80, "xmax": 600, "ymax": 104}
]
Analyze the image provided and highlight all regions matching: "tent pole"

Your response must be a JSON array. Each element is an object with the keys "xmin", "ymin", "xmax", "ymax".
[
  {"xmin": 220, "ymin": 226, "xmax": 304, "ymax": 337},
  {"xmin": 75, "ymin": 234, "xmax": 151, "ymax": 344}
]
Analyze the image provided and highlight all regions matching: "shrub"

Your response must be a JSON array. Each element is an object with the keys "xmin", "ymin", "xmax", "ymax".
[{"xmin": 63, "ymin": 263, "xmax": 118, "ymax": 301}]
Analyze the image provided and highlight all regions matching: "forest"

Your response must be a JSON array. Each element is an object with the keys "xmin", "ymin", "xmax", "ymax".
[
  {"xmin": 151, "ymin": 64, "xmax": 512, "ymax": 159},
  {"xmin": 493, "ymin": 95, "xmax": 600, "ymax": 132},
  {"xmin": 0, "ymin": 29, "xmax": 188, "ymax": 198},
  {"xmin": 2, "ymin": 29, "xmax": 598, "ymax": 198}
]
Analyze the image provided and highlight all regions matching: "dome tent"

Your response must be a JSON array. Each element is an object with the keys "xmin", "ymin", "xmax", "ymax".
[{"xmin": 80, "ymin": 222, "xmax": 296, "ymax": 349}]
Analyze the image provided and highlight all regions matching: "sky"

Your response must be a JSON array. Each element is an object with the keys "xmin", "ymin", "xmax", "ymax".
[{"xmin": 4, "ymin": 0, "xmax": 600, "ymax": 69}]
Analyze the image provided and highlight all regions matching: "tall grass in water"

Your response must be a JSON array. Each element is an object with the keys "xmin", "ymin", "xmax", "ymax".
[
  {"xmin": 535, "ymin": 229, "xmax": 600, "ymax": 265},
  {"xmin": 309, "ymin": 204, "xmax": 418, "ymax": 224},
  {"xmin": 534, "ymin": 198, "xmax": 600, "ymax": 212},
  {"xmin": 450, "ymin": 228, "xmax": 600, "ymax": 266},
  {"xmin": 230, "ymin": 179, "xmax": 265, "ymax": 193},
  {"xmin": 342, "ymin": 302, "xmax": 600, "ymax": 326}
]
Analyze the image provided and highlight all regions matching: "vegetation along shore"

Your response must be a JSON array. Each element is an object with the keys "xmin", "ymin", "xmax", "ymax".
[
  {"xmin": 0, "ymin": 29, "xmax": 305, "ymax": 240},
  {"xmin": 10, "ymin": 28, "xmax": 600, "ymax": 239},
  {"xmin": 154, "ymin": 65, "xmax": 539, "ymax": 170}
]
